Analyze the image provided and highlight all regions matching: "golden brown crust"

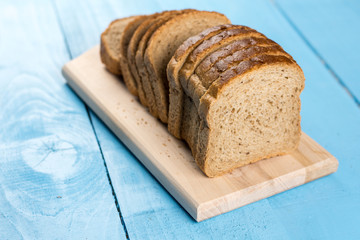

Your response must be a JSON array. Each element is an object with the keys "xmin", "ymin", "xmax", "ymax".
[
  {"xmin": 195, "ymin": 37, "xmax": 279, "ymax": 76},
  {"xmin": 180, "ymin": 27, "xmax": 263, "ymax": 81},
  {"xmin": 213, "ymin": 55, "xmax": 296, "ymax": 97},
  {"xmin": 187, "ymin": 27, "xmax": 263, "ymax": 64}
]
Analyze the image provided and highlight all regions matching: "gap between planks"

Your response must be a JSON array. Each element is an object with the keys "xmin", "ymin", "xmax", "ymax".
[{"xmin": 51, "ymin": 1, "xmax": 130, "ymax": 238}]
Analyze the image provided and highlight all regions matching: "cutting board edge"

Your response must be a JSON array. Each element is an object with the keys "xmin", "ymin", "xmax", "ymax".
[{"xmin": 196, "ymin": 155, "xmax": 338, "ymax": 222}]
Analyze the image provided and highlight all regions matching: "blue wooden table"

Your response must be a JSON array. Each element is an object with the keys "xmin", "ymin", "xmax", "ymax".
[{"xmin": 1, "ymin": 0, "xmax": 359, "ymax": 239}]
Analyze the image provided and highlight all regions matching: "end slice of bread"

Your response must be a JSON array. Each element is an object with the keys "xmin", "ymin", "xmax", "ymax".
[
  {"xmin": 195, "ymin": 55, "xmax": 305, "ymax": 177},
  {"xmin": 100, "ymin": 16, "xmax": 138, "ymax": 75}
]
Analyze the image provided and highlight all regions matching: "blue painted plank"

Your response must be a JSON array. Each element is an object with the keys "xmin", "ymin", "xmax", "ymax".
[
  {"xmin": 0, "ymin": 1, "xmax": 124, "ymax": 239},
  {"xmin": 57, "ymin": 0, "xmax": 360, "ymax": 239},
  {"xmin": 275, "ymin": 0, "xmax": 360, "ymax": 103},
  {"xmin": 54, "ymin": 0, "xmax": 161, "ymax": 59}
]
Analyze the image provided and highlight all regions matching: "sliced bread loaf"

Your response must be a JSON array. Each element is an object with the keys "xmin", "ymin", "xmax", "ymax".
[
  {"xmin": 192, "ymin": 54, "xmax": 304, "ymax": 177},
  {"xmin": 100, "ymin": 16, "xmax": 138, "ymax": 75},
  {"xmin": 119, "ymin": 15, "xmax": 149, "ymax": 96},
  {"xmin": 144, "ymin": 11, "xmax": 231, "ymax": 124},
  {"xmin": 101, "ymin": 14, "xmax": 305, "ymax": 178}
]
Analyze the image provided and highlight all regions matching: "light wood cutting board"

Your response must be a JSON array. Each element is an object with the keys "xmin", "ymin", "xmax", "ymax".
[{"xmin": 62, "ymin": 45, "xmax": 338, "ymax": 222}]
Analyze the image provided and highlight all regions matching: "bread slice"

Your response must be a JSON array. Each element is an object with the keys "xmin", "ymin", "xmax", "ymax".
[
  {"xmin": 100, "ymin": 16, "xmax": 138, "ymax": 75},
  {"xmin": 192, "ymin": 54, "xmax": 305, "ymax": 177},
  {"xmin": 167, "ymin": 24, "xmax": 233, "ymax": 138},
  {"xmin": 127, "ymin": 13, "xmax": 161, "ymax": 106},
  {"xmin": 119, "ymin": 15, "xmax": 149, "ymax": 96},
  {"xmin": 185, "ymin": 41, "xmax": 295, "ymax": 170},
  {"xmin": 135, "ymin": 11, "xmax": 182, "ymax": 118},
  {"xmin": 144, "ymin": 11, "xmax": 231, "ymax": 123}
]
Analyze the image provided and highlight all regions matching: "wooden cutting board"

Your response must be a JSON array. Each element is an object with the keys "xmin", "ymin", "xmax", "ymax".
[{"xmin": 62, "ymin": 45, "xmax": 338, "ymax": 222}]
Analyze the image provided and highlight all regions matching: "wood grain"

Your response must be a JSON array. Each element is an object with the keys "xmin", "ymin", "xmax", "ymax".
[
  {"xmin": 0, "ymin": 1, "xmax": 124, "ymax": 239},
  {"xmin": 62, "ymin": 45, "xmax": 338, "ymax": 222}
]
